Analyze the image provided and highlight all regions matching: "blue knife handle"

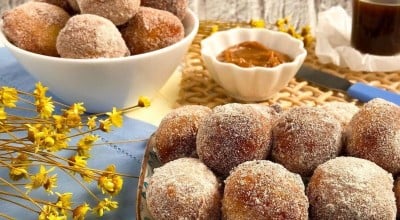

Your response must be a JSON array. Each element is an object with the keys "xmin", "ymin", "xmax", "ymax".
[{"xmin": 347, "ymin": 83, "xmax": 400, "ymax": 106}]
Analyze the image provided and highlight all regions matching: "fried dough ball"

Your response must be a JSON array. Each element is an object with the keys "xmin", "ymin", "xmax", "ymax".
[
  {"xmin": 307, "ymin": 157, "xmax": 396, "ymax": 219},
  {"xmin": 271, "ymin": 106, "xmax": 343, "ymax": 177},
  {"xmin": 146, "ymin": 158, "xmax": 221, "ymax": 220},
  {"xmin": 154, "ymin": 105, "xmax": 212, "ymax": 164},
  {"xmin": 56, "ymin": 14, "xmax": 130, "ymax": 59},
  {"xmin": 2, "ymin": 2, "xmax": 70, "ymax": 56},
  {"xmin": 346, "ymin": 98, "xmax": 400, "ymax": 174},
  {"xmin": 34, "ymin": 0, "xmax": 72, "ymax": 12},
  {"xmin": 121, "ymin": 7, "xmax": 184, "ymax": 55},
  {"xmin": 78, "ymin": 0, "xmax": 140, "ymax": 25},
  {"xmin": 223, "ymin": 160, "xmax": 309, "ymax": 220},
  {"xmin": 67, "ymin": 0, "xmax": 80, "ymax": 12},
  {"xmin": 196, "ymin": 103, "xmax": 273, "ymax": 177},
  {"xmin": 395, "ymin": 177, "xmax": 400, "ymax": 219},
  {"xmin": 319, "ymin": 101, "xmax": 359, "ymax": 128},
  {"xmin": 141, "ymin": 0, "xmax": 188, "ymax": 20}
]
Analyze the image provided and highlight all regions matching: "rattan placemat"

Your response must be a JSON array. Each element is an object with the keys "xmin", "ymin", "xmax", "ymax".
[{"xmin": 177, "ymin": 20, "xmax": 400, "ymax": 109}]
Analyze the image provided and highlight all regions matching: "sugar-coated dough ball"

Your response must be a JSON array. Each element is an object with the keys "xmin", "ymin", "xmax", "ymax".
[
  {"xmin": 196, "ymin": 103, "xmax": 273, "ymax": 177},
  {"xmin": 78, "ymin": 0, "xmax": 140, "ymax": 25},
  {"xmin": 141, "ymin": 0, "xmax": 188, "ymax": 20},
  {"xmin": 307, "ymin": 157, "xmax": 396, "ymax": 219},
  {"xmin": 34, "ymin": 0, "xmax": 72, "ymax": 12},
  {"xmin": 146, "ymin": 158, "xmax": 221, "ymax": 220},
  {"xmin": 223, "ymin": 160, "xmax": 309, "ymax": 220},
  {"xmin": 56, "ymin": 14, "xmax": 130, "ymax": 58},
  {"xmin": 2, "ymin": 2, "xmax": 70, "ymax": 56},
  {"xmin": 319, "ymin": 101, "xmax": 359, "ymax": 128},
  {"xmin": 154, "ymin": 105, "xmax": 212, "ymax": 164},
  {"xmin": 121, "ymin": 7, "xmax": 184, "ymax": 55},
  {"xmin": 271, "ymin": 106, "xmax": 343, "ymax": 177},
  {"xmin": 346, "ymin": 98, "xmax": 400, "ymax": 174}
]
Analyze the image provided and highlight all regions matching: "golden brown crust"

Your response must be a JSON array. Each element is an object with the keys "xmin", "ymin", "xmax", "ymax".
[
  {"xmin": 56, "ymin": 14, "xmax": 130, "ymax": 58},
  {"xmin": 2, "ymin": 2, "xmax": 70, "ymax": 56},
  {"xmin": 154, "ymin": 105, "xmax": 212, "ymax": 164},
  {"xmin": 271, "ymin": 106, "xmax": 343, "ymax": 177},
  {"xmin": 223, "ymin": 160, "xmax": 308, "ymax": 220},
  {"xmin": 307, "ymin": 157, "xmax": 396, "ymax": 219},
  {"xmin": 196, "ymin": 103, "xmax": 273, "ymax": 177},
  {"xmin": 146, "ymin": 158, "xmax": 221, "ymax": 220},
  {"xmin": 141, "ymin": 0, "xmax": 188, "ymax": 20},
  {"xmin": 78, "ymin": 0, "xmax": 140, "ymax": 25},
  {"xmin": 346, "ymin": 98, "xmax": 400, "ymax": 174},
  {"xmin": 120, "ymin": 7, "xmax": 184, "ymax": 55}
]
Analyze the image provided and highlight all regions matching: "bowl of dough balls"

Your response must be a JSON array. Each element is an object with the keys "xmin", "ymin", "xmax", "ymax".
[{"xmin": 0, "ymin": 0, "xmax": 198, "ymax": 112}]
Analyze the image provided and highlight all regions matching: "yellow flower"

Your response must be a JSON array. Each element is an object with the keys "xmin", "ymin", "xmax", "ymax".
[
  {"xmin": 33, "ymin": 82, "xmax": 48, "ymax": 98},
  {"xmin": 77, "ymin": 134, "xmax": 98, "ymax": 157},
  {"xmin": 106, "ymin": 107, "xmax": 123, "ymax": 128},
  {"xmin": 250, "ymin": 18, "xmax": 265, "ymax": 28},
  {"xmin": 93, "ymin": 198, "xmax": 118, "ymax": 217},
  {"xmin": 43, "ymin": 174, "xmax": 58, "ymax": 194},
  {"xmin": 55, "ymin": 192, "xmax": 73, "ymax": 214},
  {"xmin": 99, "ymin": 119, "xmax": 112, "ymax": 132},
  {"xmin": 210, "ymin": 24, "xmax": 219, "ymax": 34},
  {"xmin": 25, "ymin": 166, "xmax": 56, "ymax": 192},
  {"xmin": 138, "ymin": 96, "xmax": 151, "ymax": 107},
  {"xmin": 79, "ymin": 169, "xmax": 95, "ymax": 182},
  {"xmin": 35, "ymin": 96, "xmax": 55, "ymax": 119},
  {"xmin": 0, "ymin": 86, "xmax": 18, "ymax": 107},
  {"xmin": 68, "ymin": 155, "xmax": 87, "ymax": 170},
  {"xmin": 70, "ymin": 103, "xmax": 86, "ymax": 115},
  {"xmin": 97, "ymin": 165, "xmax": 123, "ymax": 196},
  {"xmin": 0, "ymin": 107, "xmax": 7, "ymax": 120},
  {"xmin": 38, "ymin": 205, "xmax": 66, "ymax": 220},
  {"xmin": 9, "ymin": 153, "xmax": 31, "ymax": 181},
  {"xmin": 86, "ymin": 116, "xmax": 97, "ymax": 130},
  {"xmin": 72, "ymin": 203, "xmax": 90, "ymax": 220}
]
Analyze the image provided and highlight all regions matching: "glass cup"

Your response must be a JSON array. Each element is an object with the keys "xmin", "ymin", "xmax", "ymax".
[{"xmin": 351, "ymin": 0, "xmax": 400, "ymax": 55}]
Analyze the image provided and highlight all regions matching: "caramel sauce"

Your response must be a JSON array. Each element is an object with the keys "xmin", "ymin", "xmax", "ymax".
[{"xmin": 217, "ymin": 41, "xmax": 292, "ymax": 68}]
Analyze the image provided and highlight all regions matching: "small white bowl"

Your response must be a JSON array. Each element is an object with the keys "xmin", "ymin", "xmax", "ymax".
[
  {"xmin": 201, "ymin": 28, "xmax": 307, "ymax": 102},
  {"xmin": 0, "ymin": 9, "xmax": 199, "ymax": 113}
]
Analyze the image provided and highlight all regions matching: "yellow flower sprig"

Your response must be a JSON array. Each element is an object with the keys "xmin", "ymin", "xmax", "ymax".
[
  {"xmin": 274, "ymin": 17, "xmax": 314, "ymax": 47},
  {"xmin": 0, "ymin": 83, "xmax": 151, "ymax": 219}
]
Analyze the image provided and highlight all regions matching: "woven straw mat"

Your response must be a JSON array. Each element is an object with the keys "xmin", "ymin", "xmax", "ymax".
[{"xmin": 177, "ymin": 20, "xmax": 400, "ymax": 109}]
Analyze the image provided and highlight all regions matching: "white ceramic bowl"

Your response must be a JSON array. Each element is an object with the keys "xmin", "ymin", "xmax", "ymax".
[
  {"xmin": 0, "ymin": 9, "xmax": 199, "ymax": 113},
  {"xmin": 201, "ymin": 28, "xmax": 307, "ymax": 102}
]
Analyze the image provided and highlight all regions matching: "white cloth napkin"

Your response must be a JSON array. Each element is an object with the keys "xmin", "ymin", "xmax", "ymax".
[{"xmin": 315, "ymin": 6, "xmax": 400, "ymax": 72}]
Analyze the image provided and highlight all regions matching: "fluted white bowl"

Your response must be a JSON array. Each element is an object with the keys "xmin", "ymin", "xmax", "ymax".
[
  {"xmin": 201, "ymin": 28, "xmax": 307, "ymax": 102},
  {"xmin": 0, "ymin": 9, "xmax": 199, "ymax": 113}
]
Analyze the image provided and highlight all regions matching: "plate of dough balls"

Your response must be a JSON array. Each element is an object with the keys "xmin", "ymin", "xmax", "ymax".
[
  {"xmin": 0, "ymin": 0, "xmax": 199, "ymax": 113},
  {"xmin": 136, "ymin": 98, "xmax": 400, "ymax": 220}
]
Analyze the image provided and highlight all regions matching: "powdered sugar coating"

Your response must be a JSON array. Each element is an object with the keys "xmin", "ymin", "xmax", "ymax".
[
  {"xmin": 121, "ymin": 7, "xmax": 184, "ymax": 55},
  {"xmin": 196, "ymin": 103, "xmax": 273, "ymax": 177},
  {"xmin": 272, "ymin": 106, "xmax": 343, "ymax": 177},
  {"xmin": 346, "ymin": 98, "xmax": 400, "ymax": 174},
  {"xmin": 2, "ymin": 2, "xmax": 70, "ymax": 56},
  {"xmin": 34, "ymin": 0, "xmax": 72, "ymax": 12},
  {"xmin": 307, "ymin": 156, "xmax": 396, "ymax": 219},
  {"xmin": 154, "ymin": 105, "xmax": 212, "ymax": 164},
  {"xmin": 147, "ymin": 158, "xmax": 221, "ymax": 220},
  {"xmin": 319, "ymin": 101, "xmax": 359, "ymax": 128},
  {"xmin": 141, "ymin": 0, "xmax": 188, "ymax": 20},
  {"xmin": 56, "ymin": 14, "xmax": 130, "ymax": 58},
  {"xmin": 78, "ymin": 0, "xmax": 140, "ymax": 25},
  {"xmin": 223, "ymin": 160, "xmax": 308, "ymax": 220}
]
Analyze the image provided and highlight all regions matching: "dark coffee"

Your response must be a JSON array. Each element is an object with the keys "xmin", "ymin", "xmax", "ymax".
[{"xmin": 351, "ymin": 0, "xmax": 400, "ymax": 55}]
